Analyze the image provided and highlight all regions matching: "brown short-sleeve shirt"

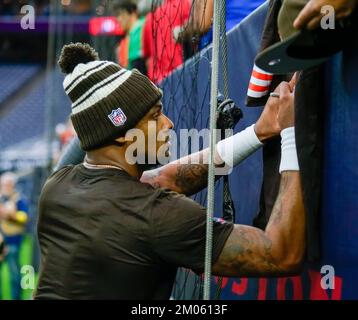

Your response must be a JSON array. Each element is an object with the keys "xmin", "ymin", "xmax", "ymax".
[{"xmin": 35, "ymin": 165, "xmax": 233, "ymax": 300}]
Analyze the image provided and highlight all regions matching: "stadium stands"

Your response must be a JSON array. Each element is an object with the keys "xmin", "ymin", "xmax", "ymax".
[
  {"xmin": 0, "ymin": 64, "xmax": 41, "ymax": 105},
  {"xmin": 0, "ymin": 68, "xmax": 72, "ymax": 150}
]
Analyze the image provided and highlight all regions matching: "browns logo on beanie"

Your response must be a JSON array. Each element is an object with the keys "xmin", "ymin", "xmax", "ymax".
[{"xmin": 58, "ymin": 42, "xmax": 162, "ymax": 151}]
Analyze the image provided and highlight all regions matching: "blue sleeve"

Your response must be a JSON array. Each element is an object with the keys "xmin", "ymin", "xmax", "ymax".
[{"xmin": 16, "ymin": 198, "xmax": 29, "ymax": 215}]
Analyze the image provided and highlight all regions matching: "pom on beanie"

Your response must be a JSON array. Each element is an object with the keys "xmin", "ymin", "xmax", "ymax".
[{"xmin": 58, "ymin": 42, "xmax": 99, "ymax": 74}]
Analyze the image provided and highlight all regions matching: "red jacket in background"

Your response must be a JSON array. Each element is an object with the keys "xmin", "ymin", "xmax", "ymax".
[{"xmin": 143, "ymin": 0, "xmax": 191, "ymax": 84}]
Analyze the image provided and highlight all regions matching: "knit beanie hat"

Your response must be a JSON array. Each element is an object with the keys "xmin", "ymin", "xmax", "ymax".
[{"xmin": 58, "ymin": 42, "xmax": 162, "ymax": 151}]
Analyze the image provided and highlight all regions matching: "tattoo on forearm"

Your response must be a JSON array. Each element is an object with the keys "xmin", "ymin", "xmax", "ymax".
[
  {"xmin": 174, "ymin": 164, "xmax": 208, "ymax": 195},
  {"xmin": 268, "ymin": 173, "xmax": 292, "ymax": 226},
  {"xmin": 215, "ymin": 225, "xmax": 284, "ymax": 277},
  {"xmin": 214, "ymin": 173, "xmax": 302, "ymax": 277}
]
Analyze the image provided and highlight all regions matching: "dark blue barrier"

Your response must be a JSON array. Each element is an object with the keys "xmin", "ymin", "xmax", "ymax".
[
  {"xmin": 320, "ymin": 45, "xmax": 358, "ymax": 299},
  {"xmin": 161, "ymin": 2, "xmax": 358, "ymax": 300}
]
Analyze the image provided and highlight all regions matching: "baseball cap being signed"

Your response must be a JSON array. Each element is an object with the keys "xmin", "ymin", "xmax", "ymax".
[{"xmin": 255, "ymin": 0, "xmax": 356, "ymax": 74}]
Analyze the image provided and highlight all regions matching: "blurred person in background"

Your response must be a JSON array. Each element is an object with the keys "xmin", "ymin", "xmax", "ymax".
[
  {"xmin": 142, "ymin": 0, "xmax": 191, "ymax": 83},
  {"xmin": 175, "ymin": 0, "xmax": 265, "ymax": 50},
  {"xmin": 0, "ymin": 232, "xmax": 5, "ymax": 298},
  {"xmin": 0, "ymin": 232, "xmax": 5, "ymax": 262},
  {"xmin": 0, "ymin": 172, "xmax": 29, "ymax": 300},
  {"xmin": 137, "ymin": 0, "xmax": 164, "ymax": 16},
  {"xmin": 56, "ymin": 118, "xmax": 76, "ymax": 150},
  {"xmin": 114, "ymin": 0, "xmax": 147, "ymax": 75},
  {"xmin": 72, "ymin": 0, "xmax": 92, "ymax": 15},
  {"xmin": 63, "ymin": 0, "xmax": 92, "ymax": 16},
  {"xmin": 54, "ymin": 118, "xmax": 77, "ymax": 164}
]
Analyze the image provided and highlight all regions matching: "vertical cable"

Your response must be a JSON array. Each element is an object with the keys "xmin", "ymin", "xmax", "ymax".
[
  {"xmin": 215, "ymin": 0, "xmax": 234, "ymax": 300},
  {"xmin": 203, "ymin": 0, "xmax": 221, "ymax": 300}
]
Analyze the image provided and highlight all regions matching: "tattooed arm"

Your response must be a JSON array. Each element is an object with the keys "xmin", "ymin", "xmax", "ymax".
[
  {"xmin": 213, "ymin": 172, "xmax": 305, "ymax": 277},
  {"xmin": 140, "ymin": 83, "xmax": 283, "ymax": 195},
  {"xmin": 140, "ymin": 77, "xmax": 297, "ymax": 195},
  {"xmin": 140, "ymin": 148, "xmax": 221, "ymax": 196},
  {"xmin": 212, "ymin": 80, "xmax": 304, "ymax": 277}
]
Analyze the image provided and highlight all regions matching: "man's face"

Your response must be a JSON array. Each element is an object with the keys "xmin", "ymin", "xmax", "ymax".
[
  {"xmin": 124, "ymin": 102, "xmax": 174, "ymax": 167},
  {"xmin": 117, "ymin": 10, "xmax": 132, "ymax": 33}
]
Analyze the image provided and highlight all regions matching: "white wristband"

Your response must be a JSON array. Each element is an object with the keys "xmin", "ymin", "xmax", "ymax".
[
  {"xmin": 279, "ymin": 127, "xmax": 299, "ymax": 173},
  {"xmin": 216, "ymin": 124, "xmax": 263, "ymax": 167}
]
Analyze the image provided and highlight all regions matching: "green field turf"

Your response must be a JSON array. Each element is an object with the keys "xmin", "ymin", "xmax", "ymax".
[{"xmin": 0, "ymin": 234, "xmax": 38, "ymax": 300}]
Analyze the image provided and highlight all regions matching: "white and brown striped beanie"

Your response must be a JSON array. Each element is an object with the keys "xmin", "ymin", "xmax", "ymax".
[{"xmin": 59, "ymin": 43, "xmax": 162, "ymax": 151}]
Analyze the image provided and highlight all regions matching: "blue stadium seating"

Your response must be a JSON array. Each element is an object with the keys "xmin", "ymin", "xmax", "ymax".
[
  {"xmin": 0, "ymin": 69, "xmax": 72, "ymax": 150},
  {"xmin": 0, "ymin": 64, "xmax": 41, "ymax": 104}
]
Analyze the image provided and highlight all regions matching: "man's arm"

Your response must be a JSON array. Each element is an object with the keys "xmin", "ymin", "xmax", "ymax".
[
  {"xmin": 212, "ymin": 81, "xmax": 305, "ymax": 277},
  {"xmin": 190, "ymin": 0, "xmax": 213, "ymax": 34},
  {"xmin": 141, "ymin": 79, "xmax": 286, "ymax": 195},
  {"xmin": 174, "ymin": 0, "xmax": 213, "ymax": 42},
  {"xmin": 141, "ymin": 148, "xmax": 215, "ymax": 195},
  {"xmin": 141, "ymin": 132, "xmax": 260, "ymax": 196},
  {"xmin": 212, "ymin": 171, "xmax": 305, "ymax": 277}
]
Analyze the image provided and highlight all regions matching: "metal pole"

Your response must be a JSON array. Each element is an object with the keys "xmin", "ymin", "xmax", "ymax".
[
  {"xmin": 203, "ymin": 0, "xmax": 221, "ymax": 300},
  {"xmin": 215, "ymin": 0, "xmax": 232, "ymax": 300}
]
